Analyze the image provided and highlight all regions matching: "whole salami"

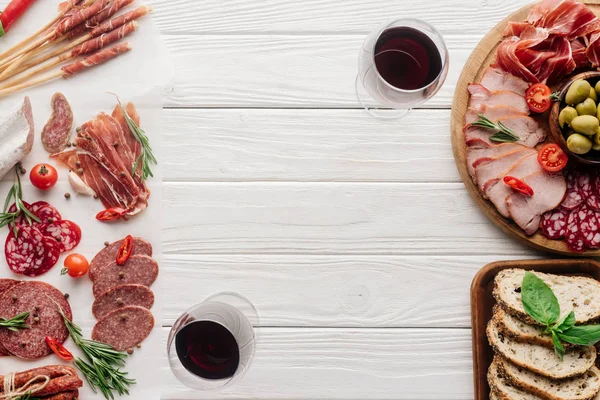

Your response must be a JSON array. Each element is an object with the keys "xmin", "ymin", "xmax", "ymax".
[
  {"xmin": 91, "ymin": 305, "xmax": 154, "ymax": 351},
  {"xmin": 41, "ymin": 93, "xmax": 73, "ymax": 154},
  {"xmin": 541, "ymin": 209, "xmax": 567, "ymax": 239}
]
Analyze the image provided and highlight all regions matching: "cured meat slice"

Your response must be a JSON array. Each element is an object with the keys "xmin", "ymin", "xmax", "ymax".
[
  {"xmin": 0, "ymin": 97, "xmax": 34, "ymax": 182},
  {"xmin": 92, "ymin": 305, "xmax": 154, "ymax": 351},
  {"xmin": 566, "ymin": 209, "xmax": 587, "ymax": 252},
  {"xmin": 467, "ymin": 84, "xmax": 529, "ymax": 114},
  {"xmin": 92, "ymin": 284, "xmax": 154, "ymax": 319},
  {"xmin": 0, "ymin": 281, "xmax": 72, "ymax": 359},
  {"xmin": 62, "ymin": 43, "xmax": 132, "ymax": 76},
  {"xmin": 5, "ymin": 225, "xmax": 47, "ymax": 277},
  {"xmin": 561, "ymin": 172, "xmax": 583, "ymax": 210},
  {"xmin": 7, "ymin": 201, "xmax": 32, "ymax": 227},
  {"xmin": 43, "ymin": 220, "xmax": 81, "ymax": 253},
  {"xmin": 527, "ymin": 0, "xmax": 600, "ymax": 40},
  {"xmin": 30, "ymin": 201, "xmax": 62, "ymax": 224},
  {"xmin": 464, "ymin": 116, "xmax": 545, "ymax": 148},
  {"xmin": 466, "ymin": 143, "xmax": 526, "ymax": 179},
  {"xmin": 465, "ymin": 104, "xmax": 526, "ymax": 125},
  {"xmin": 479, "ymin": 66, "xmax": 530, "ymax": 95},
  {"xmin": 92, "ymin": 255, "xmax": 158, "ymax": 297},
  {"xmin": 0, "ymin": 278, "xmax": 19, "ymax": 356},
  {"xmin": 506, "ymin": 171, "xmax": 568, "ymax": 235},
  {"xmin": 43, "ymin": 236, "xmax": 62, "ymax": 269},
  {"xmin": 581, "ymin": 206, "xmax": 600, "ymax": 249},
  {"xmin": 50, "ymin": 148, "xmax": 78, "ymax": 171},
  {"xmin": 572, "ymin": 37, "xmax": 591, "ymax": 68},
  {"xmin": 89, "ymin": 237, "xmax": 152, "ymax": 281},
  {"xmin": 41, "ymin": 93, "xmax": 73, "ymax": 154},
  {"xmin": 578, "ymin": 173, "xmax": 593, "ymax": 201},
  {"xmin": 474, "ymin": 148, "xmax": 535, "ymax": 192},
  {"xmin": 541, "ymin": 208, "xmax": 567, "ymax": 239}
]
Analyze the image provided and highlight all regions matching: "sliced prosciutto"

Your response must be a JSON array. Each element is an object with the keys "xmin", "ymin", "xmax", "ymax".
[
  {"xmin": 526, "ymin": 0, "xmax": 600, "ymax": 40},
  {"xmin": 474, "ymin": 148, "xmax": 536, "ymax": 193},
  {"xmin": 506, "ymin": 171, "xmax": 567, "ymax": 235},
  {"xmin": 479, "ymin": 66, "xmax": 529, "ymax": 95},
  {"xmin": 464, "ymin": 115, "xmax": 545, "ymax": 149},
  {"xmin": 466, "ymin": 143, "xmax": 526, "ymax": 179},
  {"xmin": 464, "ymin": 104, "xmax": 526, "ymax": 125},
  {"xmin": 467, "ymin": 84, "xmax": 529, "ymax": 114}
]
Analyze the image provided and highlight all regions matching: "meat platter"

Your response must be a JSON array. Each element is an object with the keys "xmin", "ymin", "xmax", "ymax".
[
  {"xmin": 0, "ymin": 1, "xmax": 170, "ymax": 399},
  {"xmin": 451, "ymin": 0, "xmax": 600, "ymax": 256}
]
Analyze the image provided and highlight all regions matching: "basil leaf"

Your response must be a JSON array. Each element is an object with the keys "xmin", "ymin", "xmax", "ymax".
[
  {"xmin": 521, "ymin": 271, "xmax": 560, "ymax": 326},
  {"xmin": 552, "ymin": 330, "xmax": 565, "ymax": 360},
  {"xmin": 559, "ymin": 325, "xmax": 600, "ymax": 346},
  {"xmin": 555, "ymin": 311, "xmax": 576, "ymax": 333}
]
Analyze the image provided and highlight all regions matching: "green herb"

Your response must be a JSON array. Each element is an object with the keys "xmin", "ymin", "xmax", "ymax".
[
  {"xmin": 471, "ymin": 114, "xmax": 520, "ymax": 143},
  {"xmin": 15, "ymin": 392, "xmax": 40, "ymax": 400},
  {"xmin": 0, "ymin": 166, "xmax": 40, "ymax": 236},
  {"xmin": 0, "ymin": 311, "xmax": 29, "ymax": 332},
  {"xmin": 521, "ymin": 272, "xmax": 600, "ymax": 360},
  {"xmin": 113, "ymin": 95, "xmax": 157, "ymax": 182},
  {"xmin": 54, "ymin": 302, "xmax": 135, "ymax": 400},
  {"xmin": 550, "ymin": 92, "xmax": 561, "ymax": 102}
]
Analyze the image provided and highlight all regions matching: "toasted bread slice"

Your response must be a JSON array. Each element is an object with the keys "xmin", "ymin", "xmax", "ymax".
[
  {"xmin": 488, "ymin": 359, "xmax": 544, "ymax": 400},
  {"xmin": 494, "ymin": 306, "xmax": 554, "ymax": 348},
  {"xmin": 493, "ymin": 269, "xmax": 600, "ymax": 325},
  {"xmin": 498, "ymin": 357, "xmax": 600, "ymax": 400},
  {"xmin": 487, "ymin": 320, "xmax": 596, "ymax": 379}
]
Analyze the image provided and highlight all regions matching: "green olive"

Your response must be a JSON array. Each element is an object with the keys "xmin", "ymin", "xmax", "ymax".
[
  {"xmin": 566, "ymin": 79, "xmax": 592, "ymax": 105},
  {"xmin": 590, "ymin": 87, "xmax": 598, "ymax": 102},
  {"xmin": 576, "ymin": 98, "xmax": 598, "ymax": 116},
  {"xmin": 595, "ymin": 80, "xmax": 600, "ymax": 95},
  {"xmin": 593, "ymin": 143, "xmax": 600, "ymax": 151},
  {"xmin": 571, "ymin": 115, "xmax": 600, "ymax": 136},
  {"xmin": 594, "ymin": 127, "xmax": 600, "ymax": 146},
  {"xmin": 559, "ymin": 106, "xmax": 578, "ymax": 128},
  {"xmin": 567, "ymin": 133, "xmax": 593, "ymax": 154}
]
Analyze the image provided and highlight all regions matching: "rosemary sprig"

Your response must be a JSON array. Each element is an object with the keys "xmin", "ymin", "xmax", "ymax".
[
  {"xmin": 471, "ymin": 113, "xmax": 521, "ymax": 143},
  {"xmin": 550, "ymin": 91, "xmax": 561, "ymax": 102},
  {"xmin": 113, "ymin": 95, "xmax": 157, "ymax": 182},
  {"xmin": 0, "ymin": 167, "xmax": 40, "ymax": 236},
  {"xmin": 55, "ymin": 302, "xmax": 135, "ymax": 400},
  {"xmin": 0, "ymin": 311, "xmax": 29, "ymax": 332},
  {"xmin": 15, "ymin": 392, "xmax": 39, "ymax": 400}
]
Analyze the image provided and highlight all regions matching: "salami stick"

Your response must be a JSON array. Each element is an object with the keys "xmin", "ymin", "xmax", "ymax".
[
  {"xmin": 0, "ymin": 365, "xmax": 77, "ymax": 388},
  {"xmin": 0, "ymin": 43, "xmax": 132, "ymax": 98}
]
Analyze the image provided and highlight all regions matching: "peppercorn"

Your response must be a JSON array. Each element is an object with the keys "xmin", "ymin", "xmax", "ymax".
[
  {"xmin": 64, "ymin": 193, "xmax": 71, "ymax": 199},
  {"xmin": 33, "ymin": 317, "xmax": 40, "ymax": 323},
  {"xmin": 127, "ymin": 348, "xmax": 134, "ymax": 355},
  {"xmin": 94, "ymin": 194, "xmax": 99, "ymax": 200},
  {"xmin": 104, "ymin": 241, "xmax": 110, "ymax": 247},
  {"xmin": 116, "ymin": 297, "xmax": 124, "ymax": 305},
  {"xmin": 120, "ymin": 314, "xmax": 127, "ymax": 321},
  {"xmin": 75, "ymin": 161, "xmax": 81, "ymax": 167},
  {"xmin": 136, "ymin": 343, "xmax": 142, "ymax": 349},
  {"xmin": 11, "ymin": 295, "xmax": 17, "ymax": 302},
  {"xmin": 118, "ymin": 271, "xmax": 125, "ymax": 279},
  {"xmin": 76, "ymin": 126, "xmax": 82, "ymax": 133},
  {"xmin": 76, "ymin": 168, "xmax": 84, "ymax": 175},
  {"xmin": 64, "ymin": 293, "xmax": 69, "ymax": 299},
  {"xmin": 113, "ymin": 141, "xmax": 119, "ymax": 148},
  {"xmin": 119, "ymin": 171, "xmax": 126, "ymax": 177},
  {"xmin": 19, "ymin": 167, "xmax": 26, "ymax": 175}
]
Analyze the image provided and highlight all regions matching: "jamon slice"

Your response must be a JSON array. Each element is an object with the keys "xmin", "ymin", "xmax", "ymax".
[
  {"xmin": 465, "ymin": 104, "xmax": 526, "ymax": 125},
  {"xmin": 479, "ymin": 66, "xmax": 529, "ymax": 95},
  {"xmin": 50, "ymin": 148, "xmax": 79, "ymax": 171},
  {"xmin": 507, "ymin": 171, "xmax": 567, "ymax": 235},
  {"xmin": 485, "ymin": 153, "xmax": 542, "ymax": 217},
  {"xmin": 464, "ymin": 115, "xmax": 545, "ymax": 149},
  {"xmin": 468, "ymin": 84, "xmax": 529, "ymax": 114},
  {"xmin": 466, "ymin": 143, "xmax": 526, "ymax": 179},
  {"xmin": 474, "ymin": 148, "xmax": 536, "ymax": 193}
]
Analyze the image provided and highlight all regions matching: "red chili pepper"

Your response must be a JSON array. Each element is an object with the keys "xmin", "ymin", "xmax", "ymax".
[
  {"xmin": 45, "ymin": 336, "xmax": 73, "ymax": 361},
  {"xmin": 116, "ymin": 235, "xmax": 133, "ymax": 265},
  {"xmin": 503, "ymin": 176, "xmax": 534, "ymax": 197},
  {"xmin": 0, "ymin": 0, "xmax": 38, "ymax": 35},
  {"xmin": 96, "ymin": 207, "xmax": 127, "ymax": 221}
]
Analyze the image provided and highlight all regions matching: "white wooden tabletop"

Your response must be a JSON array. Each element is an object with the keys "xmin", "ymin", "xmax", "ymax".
[{"xmin": 153, "ymin": 0, "xmax": 546, "ymax": 398}]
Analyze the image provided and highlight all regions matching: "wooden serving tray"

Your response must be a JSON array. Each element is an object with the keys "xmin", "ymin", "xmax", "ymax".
[
  {"xmin": 470, "ymin": 258, "xmax": 600, "ymax": 400},
  {"xmin": 450, "ymin": 1, "xmax": 600, "ymax": 256}
]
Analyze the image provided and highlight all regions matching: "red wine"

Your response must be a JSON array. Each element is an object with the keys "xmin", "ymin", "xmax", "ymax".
[
  {"xmin": 374, "ymin": 27, "xmax": 442, "ymax": 91},
  {"xmin": 175, "ymin": 320, "xmax": 240, "ymax": 380}
]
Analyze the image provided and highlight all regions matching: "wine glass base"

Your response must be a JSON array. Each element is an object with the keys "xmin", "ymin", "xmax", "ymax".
[{"xmin": 355, "ymin": 74, "xmax": 410, "ymax": 119}]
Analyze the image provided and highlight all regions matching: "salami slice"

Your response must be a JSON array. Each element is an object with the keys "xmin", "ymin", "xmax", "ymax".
[
  {"xmin": 41, "ymin": 93, "xmax": 73, "ymax": 154},
  {"xmin": 30, "ymin": 201, "xmax": 62, "ymax": 225},
  {"xmin": 562, "ymin": 172, "xmax": 584, "ymax": 210},
  {"xmin": 43, "ymin": 220, "xmax": 81, "ymax": 253},
  {"xmin": 579, "ymin": 173, "xmax": 593, "ymax": 201},
  {"xmin": 0, "ymin": 279, "xmax": 18, "ymax": 356},
  {"xmin": 92, "ymin": 284, "xmax": 154, "ymax": 319},
  {"xmin": 7, "ymin": 201, "xmax": 33, "ymax": 227},
  {"xmin": 92, "ymin": 255, "xmax": 158, "ymax": 297},
  {"xmin": 91, "ymin": 306, "xmax": 154, "ymax": 351},
  {"xmin": 581, "ymin": 207, "xmax": 600, "ymax": 249},
  {"xmin": 566, "ymin": 209, "xmax": 587, "ymax": 252},
  {"xmin": 5, "ymin": 225, "xmax": 48, "ymax": 276},
  {"xmin": 89, "ymin": 237, "xmax": 152, "ymax": 281},
  {"xmin": 541, "ymin": 209, "xmax": 567, "ymax": 239},
  {"xmin": 43, "ymin": 236, "xmax": 62, "ymax": 270},
  {"xmin": 0, "ymin": 281, "xmax": 72, "ymax": 359}
]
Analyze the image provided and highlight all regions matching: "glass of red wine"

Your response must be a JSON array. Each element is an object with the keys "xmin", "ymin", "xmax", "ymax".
[
  {"xmin": 356, "ymin": 18, "xmax": 449, "ymax": 118},
  {"xmin": 167, "ymin": 292, "xmax": 258, "ymax": 391}
]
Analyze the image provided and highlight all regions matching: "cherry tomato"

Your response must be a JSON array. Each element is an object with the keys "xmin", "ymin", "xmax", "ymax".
[
  {"xmin": 503, "ymin": 176, "xmax": 534, "ymax": 196},
  {"xmin": 45, "ymin": 336, "xmax": 73, "ymax": 360},
  {"xmin": 538, "ymin": 143, "xmax": 568, "ymax": 172},
  {"xmin": 525, "ymin": 83, "xmax": 553, "ymax": 113},
  {"xmin": 61, "ymin": 253, "xmax": 89, "ymax": 278},
  {"xmin": 96, "ymin": 207, "xmax": 127, "ymax": 221},
  {"xmin": 30, "ymin": 163, "xmax": 58, "ymax": 190}
]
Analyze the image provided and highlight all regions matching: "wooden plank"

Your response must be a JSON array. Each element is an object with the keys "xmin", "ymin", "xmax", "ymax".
[
  {"xmin": 162, "ymin": 34, "xmax": 476, "ymax": 108},
  {"xmin": 162, "ymin": 182, "xmax": 536, "ymax": 255},
  {"xmin": 161, "ymin": 327, "xmax": 473, "ymax": 400},
  {"xmin": 162, "ymin": 109, "xmax": 461, "ymax": 182},
  {"xmin": 161, "ymin": 254, "xmax": 538, "ymax": 327},
  {"xmin": 152, "ymin": 0, "xmax": 529, "ymax": 36}
]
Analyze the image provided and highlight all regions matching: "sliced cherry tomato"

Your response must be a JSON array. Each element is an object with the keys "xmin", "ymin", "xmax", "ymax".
[
  {"xmin": 503, "ymin": 176, "xmax": 534, "ymax": 196},
  {"xmin": 61, "ymin": 253, "xmax": 89, "ymax": 278},
  {"xmin": 538, "ymin": 143, "xmax": 568, "ymax": 172},
  {"xmin": 525, "ymin": 83, "xmax": 553, "ymax": 113},
  {"xmin": 45, "ymin": 336, "xmax": 73, "ymax": 360},
  {"xmin": 30, "ymin": 163, "xmax": 58, "ymax": 190},
  {"xmin": 96, "ymin": 207, "xmax": 127, "ymax": 221},
  {"xmin": 116, "ymin": 235, "xmax": 133, "ymax": 265}
]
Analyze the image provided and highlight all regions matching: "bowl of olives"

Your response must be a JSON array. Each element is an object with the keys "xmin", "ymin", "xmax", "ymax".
[{"xmin": 549, "ymin": 71, "xmax": 600, "ymax": 165}]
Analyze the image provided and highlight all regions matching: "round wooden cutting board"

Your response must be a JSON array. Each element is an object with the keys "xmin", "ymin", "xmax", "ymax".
[{"xmin": 450, "ymin": 0, "xmax": 600, "ymax": 256}]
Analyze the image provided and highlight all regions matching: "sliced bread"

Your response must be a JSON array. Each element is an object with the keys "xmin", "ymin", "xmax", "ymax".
[
  {"xmin": 490, "ymin": 391, "xmax": 500, "ymax": 400},
  {"xmin": 494, "ymin": 306, "xmax": 554, "ymax": 348},
  {"xmin": 488, "ymin": 359, "xmax": 544, "ymax": 400},
  {"xmin": 487, "ymin": 319, "xmax": 596, "ymax": 379},
  {"xmin": 493, "ymin": 269, "xmax": 600, "ymax": 325},
  {"xmin": 497, "ymin": 357, "xmax": 600, "ymax": 400}
]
